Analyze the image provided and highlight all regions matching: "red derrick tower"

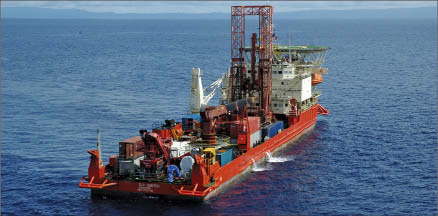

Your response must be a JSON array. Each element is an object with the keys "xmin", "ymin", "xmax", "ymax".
[{"xmin": 228, "ymin": 5, "xmax": 274, "ymax": 122}]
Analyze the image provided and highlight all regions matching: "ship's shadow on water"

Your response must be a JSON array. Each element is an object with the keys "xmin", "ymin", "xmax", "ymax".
[{"xmin": 88, "ymin": 196, "xmax": 215, "ymax": 216}]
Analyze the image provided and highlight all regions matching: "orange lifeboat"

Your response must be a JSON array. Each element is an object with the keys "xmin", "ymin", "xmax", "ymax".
[{"xmin": 312, "ymin": 73, "xmax": 323, "ymax": 85}]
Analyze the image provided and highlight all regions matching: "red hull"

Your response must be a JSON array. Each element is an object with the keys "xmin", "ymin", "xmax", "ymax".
[{"xmin": 86, "ymin": 104, "xmax": 319, "ymax": 201}]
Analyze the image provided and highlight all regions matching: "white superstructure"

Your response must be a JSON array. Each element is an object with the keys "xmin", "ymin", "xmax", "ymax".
[{"xmin": 220, "ymin": 45, "xmax": 329, "ymax": 115}]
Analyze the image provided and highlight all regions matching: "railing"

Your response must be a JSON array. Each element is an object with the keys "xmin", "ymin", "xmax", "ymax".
[
  {"xmin": 172, "ymin": 184, "xmax": 215, "ymax": 197},
  {"xmin": 78, "ymin": 176, "xmax": 118, "ymax": 189}
]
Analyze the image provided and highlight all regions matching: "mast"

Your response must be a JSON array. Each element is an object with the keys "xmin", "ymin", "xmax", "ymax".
[{"xmin": 97, "ymin": 128, "xmax": 102, "ymax": 166}]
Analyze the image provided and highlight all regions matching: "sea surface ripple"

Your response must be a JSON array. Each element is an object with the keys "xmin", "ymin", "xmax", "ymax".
[{"xmin": 2, "ymin": 19, "xmax": 437, "ymax": 215}]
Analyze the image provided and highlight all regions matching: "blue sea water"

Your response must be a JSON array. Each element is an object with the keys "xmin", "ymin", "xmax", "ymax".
[{"xmin": 2, "ymin": 18, "xmax": 437, "ymax": 215}]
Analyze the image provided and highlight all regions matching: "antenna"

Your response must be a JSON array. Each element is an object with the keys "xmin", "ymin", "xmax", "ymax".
[
  {"xmin": 97, "ymin": 128, "xmax": 102, "ymax": 166},
  {"xmin": 288, "ymin": 32, "xmax": 291, "ymax": 62}
]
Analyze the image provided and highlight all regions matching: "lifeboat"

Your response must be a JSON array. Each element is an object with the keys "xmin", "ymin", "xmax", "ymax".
[{"xmin": 312, "ymin": 73, "xmax": 323, "ymax": 85}]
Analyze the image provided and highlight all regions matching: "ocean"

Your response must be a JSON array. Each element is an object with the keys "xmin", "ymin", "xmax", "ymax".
[{"xmin": 2, "ymin": 18, "xmax": 437, "ymax": 215}]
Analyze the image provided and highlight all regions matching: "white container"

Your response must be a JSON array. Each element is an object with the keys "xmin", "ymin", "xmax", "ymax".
[{"xmin": 250, "ymin": 130, "xmax": 262, "ymax": 148}]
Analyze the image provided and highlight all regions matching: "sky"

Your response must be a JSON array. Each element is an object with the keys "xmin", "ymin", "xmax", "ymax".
[{"xmin": 2, "ymin": 1, "xmax": 437, "ymax": 14}]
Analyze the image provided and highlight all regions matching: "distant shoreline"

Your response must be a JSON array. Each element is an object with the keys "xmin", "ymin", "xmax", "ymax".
[
  {"xmin": 2, "ymin": 18, "xmax": 437, "ymax": 21},
  {"xmin": 2, "ymin": 6, "xmax": 436, "ymax": 20}
]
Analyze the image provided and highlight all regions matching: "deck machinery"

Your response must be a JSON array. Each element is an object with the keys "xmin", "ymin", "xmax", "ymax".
[{"xmin": 79, "ymin": 5, "xmax": 330, "ymax": 201}]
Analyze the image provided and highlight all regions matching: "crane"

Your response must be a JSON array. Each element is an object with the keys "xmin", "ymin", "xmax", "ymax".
[{"xmin": 190, "ymin": 68, "xmax": 223, "ymax": 113}]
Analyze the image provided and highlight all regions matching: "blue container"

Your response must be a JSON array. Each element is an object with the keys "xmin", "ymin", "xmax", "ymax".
[
  {"xmin": 182, "ymin": 118, "xmax": 189, "ymax": 125},
  {"xmin": 262, "ymin": 121, "xmax": 284, "ymax": 139},
  {"xmin": 216, "ymin": 148, "xmax": 233, "ymax": 167},
  {"xmin": 182, "ymin": 114, "xmax": 201, "ymax": 126},
  {"xmin": 262, "ymin": 127, "xmax": 269, "ymax": 139}
]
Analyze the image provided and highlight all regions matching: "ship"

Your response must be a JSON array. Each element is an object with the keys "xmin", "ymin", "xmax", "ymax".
[{"xmin": 79, "ymin": 5, "xmax": 330, "ymax": 201}]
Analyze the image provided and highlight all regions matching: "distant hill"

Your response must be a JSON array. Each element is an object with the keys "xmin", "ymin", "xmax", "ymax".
[{"xmin": 1, "ymin": 6, "xmax": 437, "ymax": 20}]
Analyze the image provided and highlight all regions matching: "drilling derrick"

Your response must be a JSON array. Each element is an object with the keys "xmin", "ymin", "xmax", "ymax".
[{"xmin": 229, "ymin": 5, "xmax": 273, "ymax": 122}]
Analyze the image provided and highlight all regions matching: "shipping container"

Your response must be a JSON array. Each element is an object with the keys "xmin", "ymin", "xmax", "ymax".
[
  {"xmin": 262, "ymin": 121, "xmax": 284, "ymax": 140},
  {"xmin": 119, "ymin": 136, "xmax": 144, "ymax": 159},
  {"xmin": 229, "ymin": 118, "xmax": 259, "ymax": 139},
  {"xmin": 216, "ymin": 149, "xmax": 233, "ymax": 166},
  {"xmin": 250, "ymin": 130, "xmax": 261, "ymax": 148},
  {"xmin": 238, "ymin": 129, "xmax": 261, "ymax": 151},
  {"xmin": 247, "ymin": 116, "xmax": 261, "ymax": 134}
]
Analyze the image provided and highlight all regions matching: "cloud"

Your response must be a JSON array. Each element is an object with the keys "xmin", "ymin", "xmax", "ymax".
[{"xmin": 2, "ymin": 1, "xmax": 437, "ymax": 14}]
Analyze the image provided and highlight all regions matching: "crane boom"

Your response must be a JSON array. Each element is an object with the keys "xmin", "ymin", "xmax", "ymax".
[{"xmin": 190, "ymin": 68, "xmax": 223, "ymax": 113}]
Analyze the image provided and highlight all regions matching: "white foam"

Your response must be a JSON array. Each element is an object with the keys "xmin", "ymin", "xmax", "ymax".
[
  {"xmin": 252, "ymin": 166, "xmax": 271, "ymax": 172},
  {"xmin": 251, "ymin": 158, "xmax": 272, "ymax": 172},
  {"xmin": 266, "ymin": 151, "xmax": 295, "ymax": 163},
  {"xmin": 268, "ymin": 156, "xmax": 295, "ymax": 163}
]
